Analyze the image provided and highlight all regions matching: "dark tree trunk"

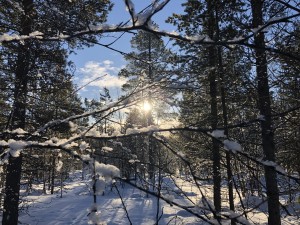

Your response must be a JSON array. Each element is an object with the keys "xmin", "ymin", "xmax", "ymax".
[
  {"xmin": 147, "ymin": 34, "xmax": 155, "ymax": 185},
  {"xmin": 51, "ymin": 155, "xmax": 56, "ymax": 194},
  {"xmin": 209, "ymin": 65, "xmax": 221, "ymax": 214},
  {"xmin": 2, "ymin": 156, "xmax": 23, "ymax": 225},
  {"xmin": 217, "ymin": 47, "xmax": 236, "ymax": 224},
  {"xmin": 2, "ymin": 1, "xmax": 33, "ymax": 224},
  {"xmin": 207, "ymin": 0, "xmax": 221, "ymax": 215},
  {"xmin": 250, "ymin": 1, "xmax": 281, "ymax": 224},
  {"xmin": 214, "ymin": 5, "xmax": 235, "ymax": 222}
]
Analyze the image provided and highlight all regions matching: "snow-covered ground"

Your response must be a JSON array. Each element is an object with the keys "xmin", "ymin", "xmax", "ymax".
[
  {"xmin": 10, "ymin": 171, "xmax": 300, "ymax": 224},
  {"xmin": 18, "ymin": 172, "xmax": 200, "ymax": 225}
]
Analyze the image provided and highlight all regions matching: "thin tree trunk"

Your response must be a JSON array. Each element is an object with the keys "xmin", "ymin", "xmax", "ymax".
[
  {"xmin": 51, "ymin": 154, "xmax": 56, "ymax": 194},
  {"xmin": 147, "ymin": 34, "xmax": 155, "ymax": 186},
  {"xmin": 251, "ymin": 1, "xmax": 281, "ymax": 224},
  {"xmin": 42, "ymin": 153, "xmax": 47, "ymax": 194},
  {"xmin": 217, "ymin": 47, "xmax": 236, "ymax": 224},
  {"xmin": 207, "ymin": 0, "xmax": 221, "ymax": 215},
  {"xmin": 214, "ymin": 5, "xmax": 235, "ymax": 222}
]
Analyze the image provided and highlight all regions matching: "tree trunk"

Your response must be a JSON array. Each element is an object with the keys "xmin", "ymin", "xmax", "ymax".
[
  {"xmin": 2, "ymin": 1, "xmax": 33, "ymax": 224},
  {"xmin": 218, "ymin": 47, "xmax": 236, "ymax": 224},
  {"xmin": 51, "ymin": 155, "xmax": 56, "ymax": 194},
  {"xmin": 207, "ymin": 0, "xmax": 221, "ymax": 214},
  {"xmin": 214, "ymin": 5, "xmax": 235, "ymax": 222},
  {"xmin": 147, "ymin": 34, "xmax": 155, "ymax": 186},
  {"xmin": 250, "ymin": 1, "xmax": 281, "ymax": 224}
]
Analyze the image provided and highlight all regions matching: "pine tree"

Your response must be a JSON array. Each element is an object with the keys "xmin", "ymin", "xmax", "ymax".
[
  {"xmin": 274, "ymin": 25, "xmax": 300, "ymax": 175},
  {"xmin": 250, "ymin": 1, "xmax": 281, "ymax": 223},
  {"xmin": 167, "ymin": 1, "xmax": 251, "ymax": 217},
  {"xmin": 0, "ymin": 1, "xmax": 112, "ymax": 224},
  {"xmin": 119, "ymin": 29, "xmax": 174, "ymax": 185}
]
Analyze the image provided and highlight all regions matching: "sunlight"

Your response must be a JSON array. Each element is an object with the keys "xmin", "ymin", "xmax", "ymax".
[{"xmin": 142, "ymin": 101, "xmax": 152, "ymax": 112}]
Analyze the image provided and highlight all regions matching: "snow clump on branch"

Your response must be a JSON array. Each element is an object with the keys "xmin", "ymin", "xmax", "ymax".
[
  {"xmin": 94, "ymin": 161, "xmax": 120, "ymax": 180},
  {"xmin": 8, "ymin": 139, "xmax": 27, "ymax": 157},
  {"xmin": 101, "ymin": 146, "xmax": 113, "ymax": 152},
  {"xmin": 208, "ymin": 129, "xmax": 226, "ymax": 138},
  {"xmin": 80, "ymin": 141, "xmax": 89, "ymax": 151},
  {"xmin": 223, "ymin": 140, "xmax": 242, "ymax": 153}
]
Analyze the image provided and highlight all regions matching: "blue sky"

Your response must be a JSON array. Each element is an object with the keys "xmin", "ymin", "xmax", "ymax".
[{"xmin": 70, "ymin": 0, "xmax": 184, "ymax": 101}]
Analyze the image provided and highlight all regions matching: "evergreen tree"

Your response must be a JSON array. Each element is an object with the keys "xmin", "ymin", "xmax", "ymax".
[
  {"xmin": 167, "ymin": 1, "xmax": 252, "ymax": 217},
  {"xmin": 119, "ymin": 29, "xmax": 175, "ymax": 185},
  {"xmin": 274, "ymin": 25, "xmax": 300, "ymax": 175},
  {"xmin": 119, "ymin": 30, "xmax": 175, "ymax": 113},
  {"xmin": 0, "ymin": 1, "xmax": 112, "ymax": 224}
]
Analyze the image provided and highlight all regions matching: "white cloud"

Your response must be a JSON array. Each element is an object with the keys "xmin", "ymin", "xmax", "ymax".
[
  {"xmin": 79, "ymin": 61, "xmax": 127, "ymax": 88},
  {"xmin": 103, "ymin": 60, "xmax": 113, "ymax": 66}
]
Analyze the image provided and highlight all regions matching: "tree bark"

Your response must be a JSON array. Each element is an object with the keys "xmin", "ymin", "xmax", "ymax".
[{"xmin": 250, "ymin": 1, "xmax": 281, "ymax": 224}]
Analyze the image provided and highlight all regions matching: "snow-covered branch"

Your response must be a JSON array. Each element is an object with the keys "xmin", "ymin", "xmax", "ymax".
[{"xmin": 1, "ymin": 4, "xmax": 299, "ymax": 60}]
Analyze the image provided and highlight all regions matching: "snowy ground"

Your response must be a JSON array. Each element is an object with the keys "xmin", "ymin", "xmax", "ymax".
[
  {"xmin": 18, "ymin": 172, "xmax": 200, "ymax": 225},
  {"xmin": 7, "ymin": 171, "xmax": 299, "ymax": 225}
]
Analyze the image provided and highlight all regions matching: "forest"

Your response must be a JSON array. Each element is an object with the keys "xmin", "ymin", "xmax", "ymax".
[{"xmin": 0, "ymin": 0, "xmax": 299, "ymax": 224}]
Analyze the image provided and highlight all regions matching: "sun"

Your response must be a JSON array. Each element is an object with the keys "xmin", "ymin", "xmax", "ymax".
[{"xmin": 142, "ymin": 101, "xmax": 152, "ymax": 112}]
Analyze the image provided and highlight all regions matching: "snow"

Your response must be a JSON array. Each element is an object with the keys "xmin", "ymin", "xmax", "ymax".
[
  {"xmin": 80, "ymin": 141, "xmax": 89, "ymax": 151},
  {"xmin": 87, "ymin": 203, "xmax": 103, "ymax": 224},
  {"xmin": 88, "ymin": 24, "xmax": 117, "ymax": 32},
  {"xmin": 16, "ymin": 174, "xmax": 201, "ymax": 225},
  {"xmin": 8, "ymin": 139, "xmax": 27, "ymax": 157},
  {"xmin": 86, "ymin": 128, "xmax": 102, "ymax": 137},
  {"xmin": 29, "ymin": 31, "xmax": 43, "ymax": 38},
  {"xmin": 10, "ymin": 128, "xmax": 28, "ymax": 134},
  {"xmin": 228, "ymin": 35, "xmax": 245, "ymax": 42},
  {"xmin": 257, "ymin": 114, "xmax": 265, "ymax": 121},
  {"xmin": 94, "ymin": 161, "xmax": 120, "ymax": 180},
  {"xmin": 56, "ymin": 160, "xmax": 63, "ymax": 172},
  {"xmin": 223, "ymin": 139, "xmax": 242, "ymax": 153},
  {"xmin": 69, "ymin": 121, "xmax": 78, "ymax": 132},
  {"xmin": 208, "ymin": 129, "xmax": 226, "ymax": 138},
  {"xmin": 102, "ymin": 146, "xmax": 113, "ymax": 152},
  {"xmin": 258, "ymin": 159, "xmax": 287, "ymax": 174},
  {"xmin": 82, "ymin": 154, "xmax": 92, "ymax": 161},
  {"xmin": 128, "ymin": 159, "xmax": 140, "ymax": 164},
  {"xmin": 221, "ymin": 211, "xmax": 253, "ymax": 225},
  {"xmin": 5, "ymin": 171, "xmax": 298, "ymax": 225},
  {"xmin": 185, "ymin": 34, "xmax": 213, "ymax": 43},
  {"xmin": 186, "ymin": 34, "xmax": 206, "ymax": 42},
  {"xmin": 0, "ymin": 140, "xmax": 8, "ymax": 146},
  {"xmin": 177, "ymin": 151, "xmax": 185, "ymax": 158},
  {"xmin": 0, "ymin": 31, "xmax": 43, "ymax": 43},
  {"xmin": 94, "ymin": 178, "xmax": 106, "ymax": 195},
  {"xmin": 0, "ymin": 33, "xmax": 22, "ymax": 42}
]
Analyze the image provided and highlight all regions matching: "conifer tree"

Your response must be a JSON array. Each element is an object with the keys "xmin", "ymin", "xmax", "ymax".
[
  {"xmin": 167, "ymin": 1, "xmax": 250, "ymax": 216},
  {"xmin": 119, "ymin": 29, "xmax": 174, "ymax": 185},
  {"xmin": 0, "ymin": 1, "xmax": 112, "ymax": 224}
]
